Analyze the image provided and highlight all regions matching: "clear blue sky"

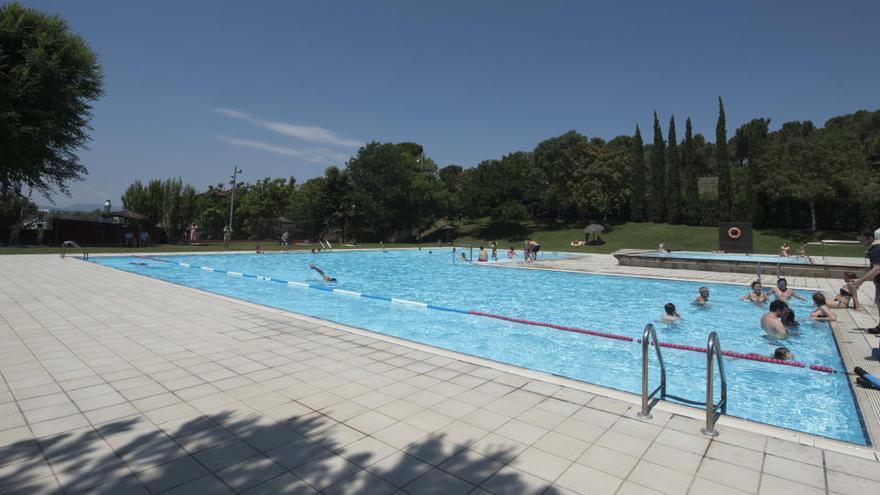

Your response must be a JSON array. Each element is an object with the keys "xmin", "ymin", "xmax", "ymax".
[{"xmin": 24, "ymin": 0, "xmax": 880, "ymax": 206}]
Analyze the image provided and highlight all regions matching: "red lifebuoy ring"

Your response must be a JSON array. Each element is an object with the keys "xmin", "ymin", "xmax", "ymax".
[{"xmin": 728, "ymin": 227, "xmax": 742, "ymax": 240}]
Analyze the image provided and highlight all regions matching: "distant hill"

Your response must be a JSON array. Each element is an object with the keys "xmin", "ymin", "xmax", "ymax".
[{"xmin": 38, "ymin": 203, "xmax": 104, "ymax": 212}]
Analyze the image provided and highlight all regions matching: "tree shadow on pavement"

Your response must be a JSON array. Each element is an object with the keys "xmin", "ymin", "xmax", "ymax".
[{"xmin": 0, "ymin": 409, "xmax": 562, "ymax": 494}]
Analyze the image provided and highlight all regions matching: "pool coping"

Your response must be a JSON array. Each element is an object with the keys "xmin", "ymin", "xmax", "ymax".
[
  {"xmin": 79, "ymin": 251, "xmax": 879, "ymax": 457},
  {"xmin": 613, "ymin": 250, "xmax": 866, "ymax": 279}
]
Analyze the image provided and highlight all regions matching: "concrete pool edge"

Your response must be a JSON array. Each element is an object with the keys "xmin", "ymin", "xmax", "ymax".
[
  {"xmin": 613, "ymin": 250, "xmax": 866, "ymax": 279},
  {"xmin": 81, "ymin": 255, "xmax": 879, "ymax": 457}
]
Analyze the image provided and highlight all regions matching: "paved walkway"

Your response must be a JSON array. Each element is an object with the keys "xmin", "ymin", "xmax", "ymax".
[{"xmin": 1, "ymin": 254, "xmax": 879, "ymax": 495}]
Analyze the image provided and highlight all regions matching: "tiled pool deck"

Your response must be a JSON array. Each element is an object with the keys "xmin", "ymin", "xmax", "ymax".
[{"xmin": 1, "ymin": 253, "xmax": 879, "ymax": 495}]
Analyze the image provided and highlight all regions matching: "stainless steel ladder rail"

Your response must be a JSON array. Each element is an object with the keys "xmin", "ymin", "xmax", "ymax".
[
  {"xmin": 637, "ymin": 324, "xmax": 666, "ymax": 419},
  {"xmin": 60, "ymin": 240, "xmax": 88, "ymax": 259},
  {"xmin": 701, "ymin": 331, "xmax": 728, "ymax": 436}
]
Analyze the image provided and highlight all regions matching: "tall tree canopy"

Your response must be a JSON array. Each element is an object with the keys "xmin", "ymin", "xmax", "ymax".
[
  {"xmin": 0, "ymin": 2, "xmax": 103, "ymax": 196},
  {"xmin": 758, "ymin": 122, "xmax": 872, "ymax": 231},
  {"xmin": 345, "ymin": 142, "xmax": 441, "ymax": 241},
  {"xmin": 649, "ymin": 112, "xmax": 666, "ymax": 222},
  {"xmin": 682, "ymin": 118, "xmax": 700, "ymax": 225},
  {"xmin": 716, "ymin": 97, "xmax": 732, "ymax": 221},
  {"xmin": 630, "ymin": 126, "xmax": 647, "ymax": 222},
  {"xmin": 665, "ymin": 116, "xmax": 681, "ymax": 224}
]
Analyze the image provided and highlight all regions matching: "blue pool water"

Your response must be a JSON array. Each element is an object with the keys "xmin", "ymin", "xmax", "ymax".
[
  {"xmin": 642, "ymin": 251, "xmax": 812, "ymax": 264},
  {"xmin": 92, "ymin": 249, "xmax": 866, "ymax": 444}
]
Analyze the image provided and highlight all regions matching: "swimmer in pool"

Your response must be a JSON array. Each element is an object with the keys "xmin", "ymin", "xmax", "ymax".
[
  {"xmin": 309, "ymin": 264, "xmax": 336, "ymax": 282},
  {"xmin": 128, "ymin": 262, "xmax": 147, "ymax": 266},
  {"xmin": 772, "ymin": 278, "xmax": 806, "ymax": 302},
  {"xmin": 661, "ymin": 303, "xmax": 681, "ymax": 322},
  {"xmin": 762, "ymin": 300, "xmax": 789, "ymax": 337},
  {"xmin": 460, "ymin": 252, "xmax": 469, "ymax": 262},
  {"xmin": 772, "ymin": 347, "xmax": 793, "ymax": 360},
  {"xmin": 694, "ymin": 287, "xmax": 710, "ymax": 306},
  {"xmin": 810, "ymin": 293, "xmax": 836, "ymax": 321},
  {"xmin": 742, "ymin": 281, "xmax": 768, "ymax": 303}
]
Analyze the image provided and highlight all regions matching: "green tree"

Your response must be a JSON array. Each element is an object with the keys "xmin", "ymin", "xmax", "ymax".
[
  {"xmin": 758, "ymin": 123, "xmax": 871, "ymax": 231},
  {"xmin": 531, "ymin": 131, "xmax": 600, "ymax": 220},
  {"xmin": 630, "ymin": 126, "xmax": 647, "ymax": 222},
  {"xmin": 649, "ymin": 112, "xmax": 666, "ymax": 222},
  {"xmin": 345, "ymin": 142, "xmax": 441, "ymax": 241},
  {"xmin": 0, "ymin": 3, "xmax": 103, "ymax": 197},
  {"xmin": 121, "ymin": 179, "xmax": 163, "ymax": 227},
  {"xmin": 573, "ymin": 143, "xmax": 632, "ymax": 222},
  {"xmin": 734, "ymin": 118, "xmax": 770, "ymax": 223},
  {"xmin": 665, "ymin": 116, "xmax": 681, "ymax": 223},
  {"xmin": 438, "ymin": 165, "xmax": 464, "ymax": 221},
  {"xmin": 237, "ymin": 177, "xmax": 296, "ymax": 239},
  {"xmin": 460, "ymin": 152, "xmax": 533, "ymax": 225},
  {"xmin": 682, "ymin": 118, "xmax": 700, "ymax": 225},
  {"xmin": 716, "ymin": 97, "xmax": 732, "ymax": 221}
]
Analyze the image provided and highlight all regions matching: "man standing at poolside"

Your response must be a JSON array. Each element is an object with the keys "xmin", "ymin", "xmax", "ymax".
[{"xmin": 851, "ymin": 229, "xmax": 880, "ymax": 334}]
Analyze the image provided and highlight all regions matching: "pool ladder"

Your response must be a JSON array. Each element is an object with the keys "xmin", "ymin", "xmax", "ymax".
[
  {"xmin": 60, "ymin": 240, "xmax": 88, "ymax": 259},
  {"xmin": 637, "ymin": 324, "xmax": 728, "ymax": 437}
]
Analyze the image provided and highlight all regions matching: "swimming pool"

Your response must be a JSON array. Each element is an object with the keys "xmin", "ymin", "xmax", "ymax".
[
  {"xmin": 92, "ymin": 249, "xmax": 867, "ymax": 445},
  {"xmin": 641, "ymin": 251, "xmax": 812, "ymax": 265}
]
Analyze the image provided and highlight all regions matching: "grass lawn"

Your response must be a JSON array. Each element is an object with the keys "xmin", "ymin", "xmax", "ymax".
[
  {"xmin": 0, "ymin": 222, "xmax": 868, "ymax": 258},
  {"xmin": 452, "ymin": 222, "xmax": 869, "ymax": 257}
]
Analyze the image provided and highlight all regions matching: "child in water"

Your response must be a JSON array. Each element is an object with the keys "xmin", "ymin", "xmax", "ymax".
[
  {"xmin": 661, "ymin": 303, "xmax": 681, "ymax": 322},
  {"xmin": 810, "ymin": 293, "xmax": 837, "ymax": 321}
]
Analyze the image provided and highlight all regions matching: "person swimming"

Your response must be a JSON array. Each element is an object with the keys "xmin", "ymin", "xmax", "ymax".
[
  {"xmin": 694, "ymin": 287, "xmax": 710, "ymax": 305},
  {"xmin": 810, "ymin": 292, "xmax": 836, "ymax": 321},
  {"xmin": 772, "ymin": 347, "xmax": 793, "ymax": 360},
  {"xmin": 661, "ymin": 303, "xmax": 681, "ymax": 322},
  {"xmin": 742, "ymin": 281, "xmax": 768, "ymax": 303},
  {"xmin": 309, "ymin": 264, "xmax": 336, "ymax": 282},
  {"xmin": 772, "ymin": 278, "xmax": 806, "ymax": 302}
]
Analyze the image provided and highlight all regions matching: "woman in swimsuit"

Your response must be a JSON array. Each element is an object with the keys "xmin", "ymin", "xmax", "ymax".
[{"xmin": 829, "ymin": 272, "xmax": 862, "ymax": 310}]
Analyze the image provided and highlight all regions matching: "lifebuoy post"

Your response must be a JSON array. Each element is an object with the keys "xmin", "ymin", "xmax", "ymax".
[{"xmin": 718, "ymin": 222, "xmax": 753, "ymax": 253}]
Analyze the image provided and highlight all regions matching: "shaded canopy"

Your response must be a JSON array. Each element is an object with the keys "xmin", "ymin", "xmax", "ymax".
[{"xmin": 584, "ymin": 224, "xmax": 605, "ymax": 234}]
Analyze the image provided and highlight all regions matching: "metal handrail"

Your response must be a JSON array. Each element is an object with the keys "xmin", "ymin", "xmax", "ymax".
[
  {"xmin": 701, "ymin": 331, "xmax": 728, "ymax": 437},
  {"xmin": 60, "ymin": 240, "xmax": 88, "ymax": 259},
  {"xmin": 637, "ymin": 324, "xmax": 666, "ymax": 419}
]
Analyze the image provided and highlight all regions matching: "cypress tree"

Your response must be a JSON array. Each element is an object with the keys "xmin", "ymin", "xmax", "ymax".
[
  {"xmin": 630, "ymin": 125, "xmax": 647, "ymax": 222},
  {"xmin": 665, "ymin": 115, "xmax": 681, "ymax": 224},
  {"xmin": 716, "ymin": 97, "xmax": 732, "ymax": 221},
  {"xmin": 649, "ymin": 112, "xmax": 666, "ymax": 222},
  {"xmin": 682, "ymin": 117, "xmax": 700, "ymax": 225}
]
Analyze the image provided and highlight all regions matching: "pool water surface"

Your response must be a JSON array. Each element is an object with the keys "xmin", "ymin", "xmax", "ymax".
[{"xmin": 92, "ymin": 249, "xmax": 867, "ymax": 445}]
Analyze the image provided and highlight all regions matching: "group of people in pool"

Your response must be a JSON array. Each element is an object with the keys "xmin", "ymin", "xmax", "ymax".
[
  {"xmin": 657, "ymin": 275, "xmax": 860, "ymax": 362},
  {"xmin": 458, "ymin": 240, "xmax": 542, "ymax": 263}
]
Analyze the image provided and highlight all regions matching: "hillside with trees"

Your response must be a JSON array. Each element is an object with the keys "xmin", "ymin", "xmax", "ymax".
[{"xmin": 117, "ymin": 106, "xmax": 880, "ymax": 243}]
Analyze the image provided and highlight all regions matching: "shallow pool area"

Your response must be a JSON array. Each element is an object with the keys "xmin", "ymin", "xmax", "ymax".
[{"xmin": 92, "ymin": 249, "xmax": 868, "ymax": 445}]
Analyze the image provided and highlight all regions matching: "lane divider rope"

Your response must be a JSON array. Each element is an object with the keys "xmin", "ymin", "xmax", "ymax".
[{"xmin": 132, "ymin": 255, "xmax": 843, "ymax": 374}]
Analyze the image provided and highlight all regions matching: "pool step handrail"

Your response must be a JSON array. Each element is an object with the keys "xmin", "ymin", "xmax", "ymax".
[
  {"xmin": 701, "ymin": 331, "xmax": 728, "ymax": 437},
  {"xmin": 60, "ymin": 240, "xmax": 88, "ymax": 259},
  {"xmin": 637, "ymin": 324, "xmax": 667, "ymax": 419},
  {"xmin": 324, "ymin": 240, "xmax": 333, "ymax": 252}
]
